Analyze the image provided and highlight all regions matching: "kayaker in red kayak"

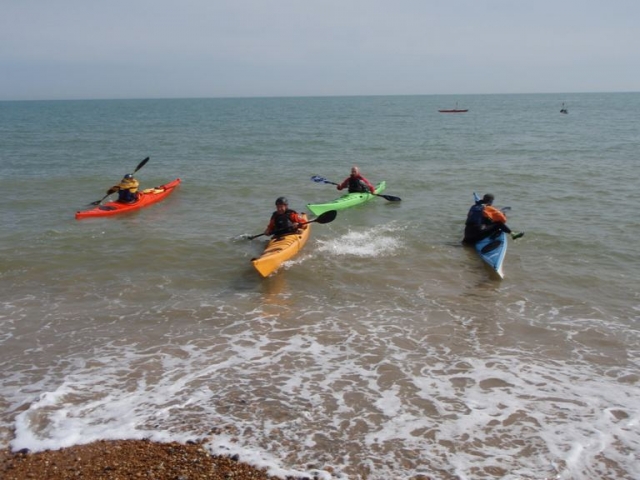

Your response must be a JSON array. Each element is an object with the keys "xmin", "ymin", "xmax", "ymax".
[
  {"xmin": 463, "ymin": 193, "xmax": 524, "ymax": 244},
  {"xmin": 109, "ymin": 174, "xmax": 140, "ymax": 204},
  {"xmin": 337, "ymin": 166, "xmax": 376, "ymax": 194},
  {"xmin": 264, "ymin": 197, "xmax": 307, "ymax": 236}
]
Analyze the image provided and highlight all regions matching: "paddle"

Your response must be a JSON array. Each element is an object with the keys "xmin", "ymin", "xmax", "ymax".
[
  {"xmin": 247, "ymin": 209, "xmax": 337, "ymax": 240},
  {"xmin": 310, "ymin": 175, "xmax": 401, "ymax": 202},
  {"xmin": 89, "ymin": 157, "xmax": 150, "ymax": 205}
]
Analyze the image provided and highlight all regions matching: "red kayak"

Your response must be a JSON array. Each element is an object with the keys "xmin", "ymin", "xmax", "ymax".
[{"xmin": 75, "ymin": 178, "xmax": 181, "ymax": 219}]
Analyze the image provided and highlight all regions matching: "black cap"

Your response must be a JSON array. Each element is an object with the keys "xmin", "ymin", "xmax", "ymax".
[
  {"xmin": 275, "ymin": 196, "xmax": 288, "ymax": 205},
  {"xmin": 482, "ymin": 194, "xmax": 494, "ymax": 205}
]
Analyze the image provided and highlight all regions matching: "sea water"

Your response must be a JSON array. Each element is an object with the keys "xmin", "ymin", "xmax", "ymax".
[{"xmin": 1, "ymin": 93, "xmax": 639, "ymax": 479}]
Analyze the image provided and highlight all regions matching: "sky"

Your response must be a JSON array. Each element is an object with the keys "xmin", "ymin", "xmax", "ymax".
[{"xmin": 2, "ymin": 0, "xmax": 639, "ymax": 101}]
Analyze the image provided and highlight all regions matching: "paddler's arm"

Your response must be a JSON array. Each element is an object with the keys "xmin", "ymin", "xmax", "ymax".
[
  {"xmin": 292, "ymin": 212, "xmax": 307, "ymax": 229},
  {"xmin": 360, "ymin": 175, "xmax": 376, "ymax": 193},
  {"xmin": 264, "ymin": 218, "xmax": 276, "ymax": 235}
]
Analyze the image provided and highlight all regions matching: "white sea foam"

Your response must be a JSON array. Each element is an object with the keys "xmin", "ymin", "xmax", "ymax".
[
  {"xmin": 7, "ymin": 298, "xmax": 639, "ymax": 479},
  {"xmin": 315, "ymin": 223, "xmax": 404, "ymax": 258}
]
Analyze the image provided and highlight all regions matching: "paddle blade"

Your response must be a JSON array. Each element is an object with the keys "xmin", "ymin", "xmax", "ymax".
[
  {"xmin": 134, "ymin": 156, "xmax": 150, "ymax": 173},
  {"xmin": 377, "ymin": 194, "xmax": 401, "ymax": 202},
  {"xmin": 313, "ymin": 209, "xmax": 337, "ymax": 224},
  {"xmin": 89, "ymin": 192, "xmax": 112, "ymax": 206},
  {"xmin": 311, "ymin": 175, "xmax": 338, "ymax": 185}
]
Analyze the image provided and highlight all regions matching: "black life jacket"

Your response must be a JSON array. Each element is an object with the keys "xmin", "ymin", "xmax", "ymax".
[
  {"xmin": 271, "ymin": 209, "xmax": 297, "ymax": 234},
  {"xmin": 348, "ymin": 176, "xmax": 368, "ymax": 193},
  {"xmin": 465, "ymin": 203, "xmax": 488, "ymax": 226}
]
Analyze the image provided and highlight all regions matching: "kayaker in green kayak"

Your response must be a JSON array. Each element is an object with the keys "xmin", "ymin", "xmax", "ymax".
[
  {"xmin": 337, "ymin": 166, "xmax": 376, "ymax": 194},
  {"xmin": 109, "ymin": 173, "xmax": 140, "ymax": 204}
]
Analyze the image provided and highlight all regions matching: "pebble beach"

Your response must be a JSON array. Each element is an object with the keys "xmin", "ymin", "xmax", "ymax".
[{"xmin": 0, "ymin": 439, "xmax": 313, "ymax": 480}]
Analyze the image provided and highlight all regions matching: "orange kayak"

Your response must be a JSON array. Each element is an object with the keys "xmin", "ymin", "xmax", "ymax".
[{"xmin": 75, "ymin": 178, "xmax": 181, "ymax": 219}]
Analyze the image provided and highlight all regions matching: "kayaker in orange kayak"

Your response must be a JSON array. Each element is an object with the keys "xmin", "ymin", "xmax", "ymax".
[
  {"xmin": 264, "ymin": 197, "xmax": 307, "ymax": 236},
  {"xmin": 109, "ymin": 173, "xmax": 140, "ymax": 204}
]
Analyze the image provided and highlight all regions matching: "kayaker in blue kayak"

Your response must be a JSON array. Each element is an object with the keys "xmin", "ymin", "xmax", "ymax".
[
  {"xmin": 264, "ymin": 197, "xmax": 307, "ymax": 236},
  {"xmin": 337, "ymin": 166, "xmax": 376, "ymax": 194},
  {"xmin": 109, "ymin": 173, "xmax": 140, "ymax": 204},
  {"xmin": 463, "ymin": 193, "xmax": 524, "ymax": 244}
]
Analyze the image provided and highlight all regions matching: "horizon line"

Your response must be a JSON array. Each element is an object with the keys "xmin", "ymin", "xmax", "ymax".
[{"xmin": 1, "ymin": 90, "xmax": 638, "ymax": 103}]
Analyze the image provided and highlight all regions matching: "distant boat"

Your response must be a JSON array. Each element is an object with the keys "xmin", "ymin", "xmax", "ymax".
[
  {"xmin": 560, "ymin": 102, "xmax": 568, "ymax": 114},
  {"xmin": 439, "ymin": 102, "xmax": 468, "ymax": 113},
  {"xmin": 438, "ymin": 108, "xmax": 469, "ymax": 113}
]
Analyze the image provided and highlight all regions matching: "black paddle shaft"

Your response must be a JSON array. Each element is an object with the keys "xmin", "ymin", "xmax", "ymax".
[
  {"xmin": 247, "ymin": 210, "xmax": 337, "ymax": 240},
  {"xmin": 88, "ymin": 157, "xmax": 150, "ymax": 205},
  {"xmin": 310, "ymin": 175, "xmax": 401, "ymax": 202}
]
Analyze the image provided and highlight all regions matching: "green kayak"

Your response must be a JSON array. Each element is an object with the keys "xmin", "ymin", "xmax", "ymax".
[{"xmin": 307, "ymin": 181, "xmax": 386, "ymax": 215}]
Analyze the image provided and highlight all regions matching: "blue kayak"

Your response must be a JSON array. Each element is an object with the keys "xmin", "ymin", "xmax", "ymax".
[
  {"xmin": 471, "ymin": 192, "xmax": 508, "ymax": 278},
  {"xmin": 475, "ymin": 230, "xmax": 508, "ymax": 278}
]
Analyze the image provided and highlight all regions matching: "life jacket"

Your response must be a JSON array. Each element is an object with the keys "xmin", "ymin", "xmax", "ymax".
[
  {"xmin": 117, "ymin": 178, "xmax": 139, "ymax": 203},
  {"xmin": 348, "ymin": 176, "xmax": 368, "ymax": 193},
  {"xmin": 465, "ymin": 203, "xmax": 489, "ymax": 226},
  {"xmin": 118, "ymin": 189, "xmax": 139, "ymax": 203},
  {"xmin": 271, "ymin": 209, "xmax": 297, "ymax": 234}
]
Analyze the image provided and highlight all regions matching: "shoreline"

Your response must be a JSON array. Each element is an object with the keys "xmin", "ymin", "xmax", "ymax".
[
  {"xmin": 0, "ymin": 438, "xmax": 310, "ymax": 480},
  {"xmin": 0, "ymin": 438, "xmax": 439, "ymax": 480}
]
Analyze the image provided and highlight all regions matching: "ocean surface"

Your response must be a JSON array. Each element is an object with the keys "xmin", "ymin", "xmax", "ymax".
[{"xmin": 1, "ymin": 93, "xmax": 638, "ymax": 480}]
